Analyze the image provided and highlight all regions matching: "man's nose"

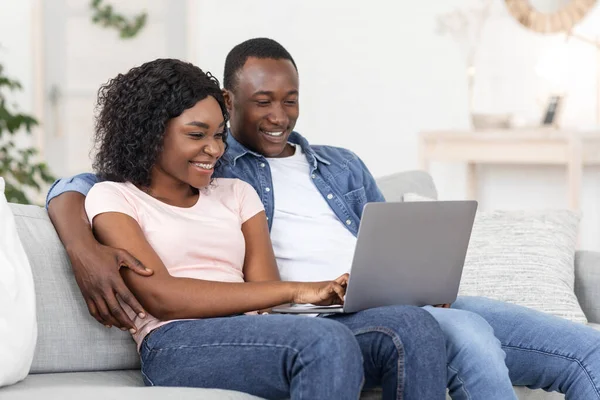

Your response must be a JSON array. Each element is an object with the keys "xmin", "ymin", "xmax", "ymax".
[{"xmin": 268, "ymin": 104, "xmax": 289, "ymax": 127}]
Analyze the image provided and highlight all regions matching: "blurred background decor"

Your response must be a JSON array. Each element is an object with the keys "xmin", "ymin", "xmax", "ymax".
[
  {"xmin": 0, "ymin": 1, "xmax": 147, "ymax": 205},
  {"xmin": 2, "ymin": 0, "xmax": 600, "ymax": 250},
  {"xmin": 89, "ymin": 0, "xmax": 147, "ymax": 39},
  {"xmin": 436, "ymin": 0, "xmax": 493, "ymax": 127},
  {"xmin": 505, "ymin": 0, "xmax": 596, "ymax": 33},
  {"xmin": 0, "ymin": 60, "xmax": 54, "ymax": 204},
  {"xmin": 506, "ymin": 0, "xmax": 600, "ymax": 127}
]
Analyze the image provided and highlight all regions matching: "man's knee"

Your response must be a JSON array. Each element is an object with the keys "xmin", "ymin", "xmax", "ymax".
[{"xmin": 436, "ymin": 309, "xmax": 504, "ymax": 360}]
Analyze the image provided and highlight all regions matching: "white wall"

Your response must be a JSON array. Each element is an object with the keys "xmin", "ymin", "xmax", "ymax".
[
  {"xmin": 0, "ymin": 0, "xmax": 35, "ymax": 149},
  {"xmin": 2, "ymin": 0, "xmax": 599, "ymax": 249},
  {"xmin": 192, "ymin": 0, "xmax": 600, "ymax": 250}
]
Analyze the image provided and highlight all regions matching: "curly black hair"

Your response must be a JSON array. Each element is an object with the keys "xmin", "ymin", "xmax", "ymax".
[
  {"xmin": 223, "ymin": 38, "xmax": 297, "ymax": 91},
  {"xmin": 93, "ymin": 58, "xmax": 228, "ymax": 187}
]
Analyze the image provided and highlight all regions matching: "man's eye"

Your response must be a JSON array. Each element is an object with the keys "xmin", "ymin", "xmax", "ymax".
[
  {"xmin": 284, "ymin": 100, "xmax": 298, "ymax": 106},
  {"xmin": 256, "ymin": 100, "xmax": 270, "ymax": 106}
]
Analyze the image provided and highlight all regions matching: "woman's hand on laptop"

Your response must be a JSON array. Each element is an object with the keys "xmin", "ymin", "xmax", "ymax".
[
  {"xmin": 433, "ymin": 304, "xmax": 451, "ymax": 308},
  {"xmin": 292, "ymin": 273, "xmax": 349, "ymax": 306}
]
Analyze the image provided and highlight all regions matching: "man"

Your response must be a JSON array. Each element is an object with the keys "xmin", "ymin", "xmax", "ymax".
[
  {"xmin": 47, "ymin": 38, "xmax": 600, "ymax": 399},
  {"xmin": 45, "ymin": 43, "xmax": 448, "ymax": 399}
]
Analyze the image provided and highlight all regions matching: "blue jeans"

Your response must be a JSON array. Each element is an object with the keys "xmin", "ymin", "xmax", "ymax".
[
  {"xmin": 325, "ymin": 305, "xmax": 447, "ymax": 399},
  {"xmin": 425, "ymin": 305, "xmax": 517, "ymax": 400},
  {"xmin": 451, "ymin": 296, "xmax": 600, "ymax": 400},
  {"xmin": 427, "ymin": 296, "xmax": 600, "ymax": 400},
  {"xmin": 140, "ymin": 305, "xmax": 446, "ymax": 400}
]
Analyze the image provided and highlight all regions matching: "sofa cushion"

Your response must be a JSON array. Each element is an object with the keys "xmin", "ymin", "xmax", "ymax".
[
  {"xmin": 403, "ymin": 193, "xmax": 586, "ymax": 323},
  {"xmin": 574, "ymin": 251, "xmax": 600, "ymax": 324},
  {"xmin": 460, "ymin": 209, "xmax": 586, "ymax": 323},
  {"xmin": 0, "ymin": 178, "xmax": 37, "ymax": 386},
  {"xmin": 9, "ymin": 203, "xmax": 139, "ymax": 373},
  {"xmin": 0, "ymin": 370, "xmax": 261, "ymax": 400}
]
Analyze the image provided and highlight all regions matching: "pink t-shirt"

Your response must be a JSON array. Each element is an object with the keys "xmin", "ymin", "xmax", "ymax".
[{"xmin": 84, "ymin": 178, "xmax": 264, "ymax": 350}]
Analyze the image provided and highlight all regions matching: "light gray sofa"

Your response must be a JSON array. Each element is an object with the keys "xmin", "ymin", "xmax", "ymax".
[{"xmin": 2, "ymin": 170, "xmax": 598, "ymax": 400}]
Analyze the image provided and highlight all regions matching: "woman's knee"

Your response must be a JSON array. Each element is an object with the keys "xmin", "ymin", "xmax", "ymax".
[
  {"xmin": 299, "ymin": 318, "xmax": 363, "ymax": 363},
  {"xmin": 378, "ymin": 305, "xmax": 445, "ymax": 345}
]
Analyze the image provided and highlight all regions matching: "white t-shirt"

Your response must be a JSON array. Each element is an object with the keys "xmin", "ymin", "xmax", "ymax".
[{"xmin": 268, "ymin": 144, "xmax": 357, "ymax": 282}]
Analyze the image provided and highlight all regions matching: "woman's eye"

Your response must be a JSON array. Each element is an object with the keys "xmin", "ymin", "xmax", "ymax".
[
  {"xmin": 215, "ymin": 132, "xmax": 225, "ymax": 140},
  {"xmin": 188, "ymin": 133, "xmax": 205, "ymax": 139}
]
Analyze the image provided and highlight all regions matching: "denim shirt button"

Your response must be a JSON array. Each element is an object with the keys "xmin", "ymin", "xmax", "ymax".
[
  {"xmin": 265, "ymin": 187, "xmax": 271, "ymax": 192},
  {"xmin": 326, "ymin": 194, "xmax": 333, "ymax": 200},
  {"xmin": 311, "ymin": 174, "xmax": 316, "ymax": 179},
  {"xmin": 260, "ymin": 163, "xmax": 266, "ymax": 168},
  {"xmin": 345, "ymin": 220, "xmax": 352, "ymax": 225}
]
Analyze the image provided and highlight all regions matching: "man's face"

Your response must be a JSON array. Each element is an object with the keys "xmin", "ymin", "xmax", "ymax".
[{"xmin": 225, "ymin": 57, "xmax": 299, "ymax": 158}]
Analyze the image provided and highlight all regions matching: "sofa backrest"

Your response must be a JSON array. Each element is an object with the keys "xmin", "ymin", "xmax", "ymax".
[
  {"xmin": 10, "ymin": 170, "xmax": 437, "ymax": 373},
  {"xmin": 376, "ymin": 170, "xmax": 438, "ymax": 202},
  {"xmin": 9, "ymin": 203, "xmax": 140, "ymax": 374}
]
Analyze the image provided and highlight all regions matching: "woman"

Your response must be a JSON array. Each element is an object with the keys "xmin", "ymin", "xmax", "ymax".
[{"xmin": 84, "ymin": 58, "xmax": 363, "ymax": 399}]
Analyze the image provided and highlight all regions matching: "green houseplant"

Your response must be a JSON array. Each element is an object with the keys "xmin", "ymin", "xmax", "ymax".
[
  {"xmin": 1, "ymin": 1, "xmax": 147, "ymax": 204},
  {"xmin": 0, "ymin": 63, "xmax": 54, "ymax": 204}
]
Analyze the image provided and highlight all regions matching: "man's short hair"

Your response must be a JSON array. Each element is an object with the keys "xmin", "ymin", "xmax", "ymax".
[{"xmin": 223, "ymin": 38, "xmax": 297, "ymax": 91}]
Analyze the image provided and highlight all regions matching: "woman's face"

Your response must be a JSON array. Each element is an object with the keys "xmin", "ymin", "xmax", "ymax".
[{"xmin": 156, "ymin": 96, "xmax": 226, "ymax": 189}]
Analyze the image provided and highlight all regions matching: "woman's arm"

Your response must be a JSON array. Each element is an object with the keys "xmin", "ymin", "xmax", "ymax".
[
  {"xmin": 92, "ymin": 211, "xmax": 345, "ymax": 320},
  {"xmin": 241, "ymin": 211, "xmax": 280, "ymax": 282}
]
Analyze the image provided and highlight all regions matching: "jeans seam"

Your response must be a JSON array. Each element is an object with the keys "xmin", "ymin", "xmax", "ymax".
[
  {"xmin": 353, "ymin": 326, "xmax": 405, "ymax": 400},
  {"xmin": 447, "ymin": 362, "xmax": 472, "ymax": 400},
  {"xmin": 140, "ymin": 338, "xmax": 155, "ymax": 386},
  {"xmin": 147, "ymin": 342, "xmax": 304, "ymax": 353},
  {"xmin": 502, "ymin": 344, "xmax": 600, "ymax": 399},
  {"xmin": 140, "ymin": 368, "xmax": 155, "ymax": 386}
]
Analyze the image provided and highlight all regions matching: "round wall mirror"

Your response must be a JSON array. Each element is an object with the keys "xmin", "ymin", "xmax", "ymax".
[{"xmin": 505, "ymin": 0, "xmax": 597, "ymax": 33}]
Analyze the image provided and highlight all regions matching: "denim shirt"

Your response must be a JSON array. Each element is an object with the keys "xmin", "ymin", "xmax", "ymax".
[{"xmin": 45, "ymin": 131, "xmax": 385, "ymax": 236}]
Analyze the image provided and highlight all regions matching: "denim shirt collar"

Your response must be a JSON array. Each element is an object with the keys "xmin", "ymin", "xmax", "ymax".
[{"xmin": 224, "ymin": 130, "xmax": 331, "ymax": 169}]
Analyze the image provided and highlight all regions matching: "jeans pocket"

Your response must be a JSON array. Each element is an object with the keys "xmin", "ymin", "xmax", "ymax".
[{"xmin": 143, "ymin": 322, "xmax": 180, "ymax": 351}]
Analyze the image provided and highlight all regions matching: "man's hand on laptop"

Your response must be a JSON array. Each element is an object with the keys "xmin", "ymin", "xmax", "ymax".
[{"xmin": 292, "ymin": 273, "xmax": 349, "ymax": 306}]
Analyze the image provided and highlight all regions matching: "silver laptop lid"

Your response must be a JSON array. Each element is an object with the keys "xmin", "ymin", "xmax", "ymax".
[{"xmin": 343, "ymin": 201, "xmax": 477, "ymax": 313}]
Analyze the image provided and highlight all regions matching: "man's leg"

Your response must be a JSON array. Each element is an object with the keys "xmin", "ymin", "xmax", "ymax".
[
  {"xmin": 326, "ymin": 305, "xmax": 447, "ymax": 400},
  {"xmin": 424, "ymin": 306, "xmax": 517, "ymax": 400},
  {"xmin": 453, "ymin": 296, "xmax": 600, "ymax": 399},
  {"xmin": 139, "ymin": 316, "xmax": 364, "ymax": 400}
]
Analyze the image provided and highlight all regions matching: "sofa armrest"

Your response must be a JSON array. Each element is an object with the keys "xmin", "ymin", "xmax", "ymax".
[{"xmin": 574, "ymin": 251, "xmax": 600, "ymax": 324}]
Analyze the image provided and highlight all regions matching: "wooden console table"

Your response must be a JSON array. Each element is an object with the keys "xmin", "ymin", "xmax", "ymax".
[{"xmin": 418, "ymin": 128, "xmax": 600, "ymax": 210}]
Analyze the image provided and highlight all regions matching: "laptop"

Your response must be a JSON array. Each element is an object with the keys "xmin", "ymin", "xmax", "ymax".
[{"xmin": 271, "ymin": 200, "xmax": 477, "ymax": 314}]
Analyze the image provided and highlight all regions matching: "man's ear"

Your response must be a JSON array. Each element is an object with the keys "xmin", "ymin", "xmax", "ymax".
[{"xmin": 223, "ymin": 89, "xmax": 233, "ymax": 112}]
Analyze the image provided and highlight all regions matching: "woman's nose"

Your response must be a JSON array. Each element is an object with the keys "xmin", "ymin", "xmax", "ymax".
[{"xmin": 203, "ymin": 140, "xmax": 221, "ymax": 157}]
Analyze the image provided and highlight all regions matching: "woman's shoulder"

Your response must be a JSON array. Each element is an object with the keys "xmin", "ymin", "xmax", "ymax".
[
  {"xmin": 209, "ymin": 178, "xmax": 259, "ymax": 205},
  {"xmin": 211, "ymin": 178, "xmax": 253, "ymax": 193},
  {"xmin": 88, "ymin": 181, "xmax": 146, "ymax": 204},
  {"xmin": 91, "ymin": 180, "xmax": 134, "ymax": 195}
]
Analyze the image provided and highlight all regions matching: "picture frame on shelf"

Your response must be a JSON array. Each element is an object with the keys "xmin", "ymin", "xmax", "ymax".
[{"xmin": 541, "ymin": 95, "xmax": 564, "ymax": 127}]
